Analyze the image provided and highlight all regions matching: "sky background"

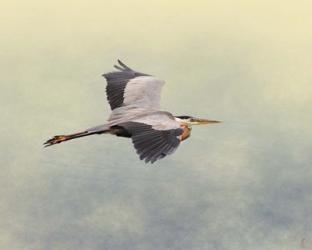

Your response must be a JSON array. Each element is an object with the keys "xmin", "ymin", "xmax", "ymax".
[{"xmin": 1, "ymin": 1, "xmax": 312, "ymax": 249}]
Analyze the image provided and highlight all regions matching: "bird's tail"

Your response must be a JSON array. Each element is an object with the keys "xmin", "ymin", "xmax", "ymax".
[{"xmin": 44, "ymin": 125, "xmax": 109, "ymax": 147}]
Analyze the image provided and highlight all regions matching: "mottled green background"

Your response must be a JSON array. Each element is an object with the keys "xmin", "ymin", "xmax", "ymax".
[{"xmin": 1, "ymin": 1, "xmax": 312, "ymax": 249}]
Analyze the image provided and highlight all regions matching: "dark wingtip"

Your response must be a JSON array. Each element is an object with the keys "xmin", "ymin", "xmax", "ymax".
[
  {"xmin": 102, "ymin": 73, "xmax": 109, "ymax": 79},
  {"xmin": 102, "ymin": 59, "xmax": 130, "ymax": 76},
  {"xmin": 114, "ymin": 65, "xmax": 124, "ymax": 71},
  {"xmin": 117, "ymin": 59, "xmax": 131, "ymax": 70}
]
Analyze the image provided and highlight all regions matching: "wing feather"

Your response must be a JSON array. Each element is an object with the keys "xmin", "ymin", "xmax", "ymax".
[
  {"xmin": 118, "ymin": 121, "xmax": 183, "ymax": 163},
  {"xmin": 103, "ymin": 60, "xmax": 164, "ymax": 112}
]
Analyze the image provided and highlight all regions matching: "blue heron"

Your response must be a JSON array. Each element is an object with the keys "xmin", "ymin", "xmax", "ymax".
[{"xmin": 44, "ymin": 60, "xmax": 220, "ymax": 163}]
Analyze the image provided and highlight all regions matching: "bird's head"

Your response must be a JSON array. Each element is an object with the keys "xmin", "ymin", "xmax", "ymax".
[{"xmin": 175, "ymin": 115, "xmax": 221, "ymax": 126}]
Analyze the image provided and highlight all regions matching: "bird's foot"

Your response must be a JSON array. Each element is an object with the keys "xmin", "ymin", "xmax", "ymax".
[{"xmin": 44, "ymin": 135, "xmax": 68, "ymax": 147}]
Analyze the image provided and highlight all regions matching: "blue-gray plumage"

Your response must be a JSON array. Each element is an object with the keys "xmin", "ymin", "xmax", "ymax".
[
  {"xmin": 44, "ymin": 60, "xmax": 220, "ymax": 163},
  {"xmin": 104, "ymin": 61, "xmax": 149, "ymax": 110}
]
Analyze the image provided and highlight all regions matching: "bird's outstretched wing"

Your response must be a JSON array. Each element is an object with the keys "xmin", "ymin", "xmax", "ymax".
[
  {"xmin": 119, "ymin": 121, "xmax": 183, "ymax": 163},
  {"xmin": 103, "ymin": 60, "xmax": 165, "ymax": 112}
]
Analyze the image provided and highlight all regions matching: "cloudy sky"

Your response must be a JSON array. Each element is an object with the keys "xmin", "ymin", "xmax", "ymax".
[{"xmin": 1, "ymin": 1, "xmax": 312, "ymax": 249}]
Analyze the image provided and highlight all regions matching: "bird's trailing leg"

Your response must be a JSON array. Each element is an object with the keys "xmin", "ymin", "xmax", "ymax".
[
  {"xmin": 44, "ymin": 127, "xmax": 109, "ymax": 147},
  {"xmin": 44, "ymin": 131, "xmax": 87, "ymax": 147}
]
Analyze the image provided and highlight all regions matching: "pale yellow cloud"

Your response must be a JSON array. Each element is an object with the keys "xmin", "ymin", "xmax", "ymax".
[{"xmin": 1, "ymin": 1, "xmax": 312, "ymax": 249}]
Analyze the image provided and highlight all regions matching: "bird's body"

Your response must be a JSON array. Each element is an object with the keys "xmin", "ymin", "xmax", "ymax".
[{"xmin": 44, "ymin": 60, "xmax": 220, "ymax": 163}]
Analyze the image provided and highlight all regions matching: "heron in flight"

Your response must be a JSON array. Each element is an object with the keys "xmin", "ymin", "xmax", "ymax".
[{"xmin": 44, "ymin": 60, "xmax": 220, "ymax": 163}]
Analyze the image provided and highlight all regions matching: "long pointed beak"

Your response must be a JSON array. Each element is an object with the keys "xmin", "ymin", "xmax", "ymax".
[{"xmin": 192, "ymin": 118, "xmax": 221, "ymax": 125}]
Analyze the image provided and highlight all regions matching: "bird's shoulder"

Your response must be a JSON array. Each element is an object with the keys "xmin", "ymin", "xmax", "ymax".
[{"xmin": 128, "ymin": 111, "xmax": 179, "ymax": 130}]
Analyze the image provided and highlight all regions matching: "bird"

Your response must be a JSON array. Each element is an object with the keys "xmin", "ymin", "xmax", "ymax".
[{"xmin": 44, "ymin": 60, "xmax": 220, "ymax": 163}]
